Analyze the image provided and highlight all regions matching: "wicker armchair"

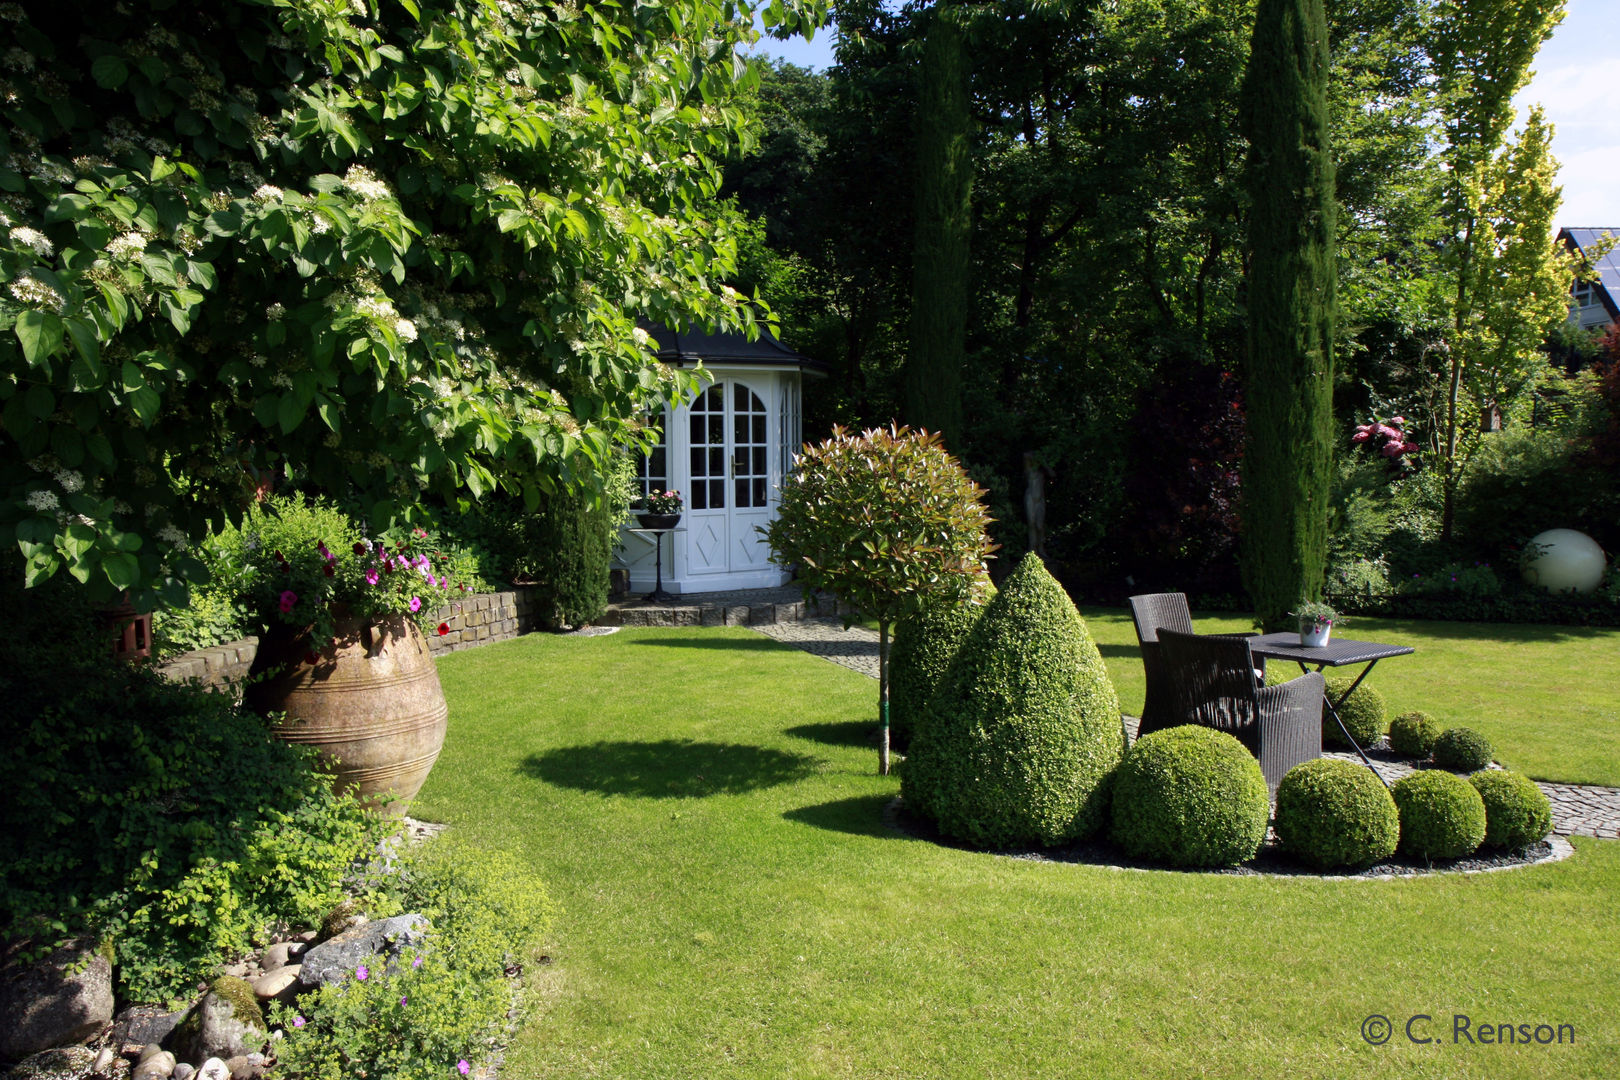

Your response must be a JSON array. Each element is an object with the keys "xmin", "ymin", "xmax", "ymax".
[
  {"xmin": 1154, "ymin": 628, "xmax": 1323, "ymax": 793},
  {"xmin": 1128, "ymin": 593, "xmax": 1197, "ymax": 738}
]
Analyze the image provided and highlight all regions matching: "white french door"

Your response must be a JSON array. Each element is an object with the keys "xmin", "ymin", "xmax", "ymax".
[{"xmin": 684, "ymin": 379, "xmax": 774, "ymax": 576}]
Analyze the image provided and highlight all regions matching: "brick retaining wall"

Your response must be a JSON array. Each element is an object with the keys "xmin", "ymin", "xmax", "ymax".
[{"xmin": 158, "ymin": 587, "xmax": 545, "ymax": 692}]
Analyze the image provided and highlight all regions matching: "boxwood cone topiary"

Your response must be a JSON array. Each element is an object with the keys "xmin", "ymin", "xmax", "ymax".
[
  {"xmin": 901, "ymin": 554, "xmax": 1123, "ymax": 848},
  {"xmin": 1388, "ymin": 710, "xmax": 1442, "ymax": 758},
  {"xmin": 1110, "ymin": 726, "xmax": 1271, "ymax": 867},
  {"xmin": 1432, "ymin": 727, "xmax": 1494, "ymax": 772},
  {"xmin": 1470, "ymin": 771, "xmax": 1553, "ymax": 849},
  {"xmin": 1392, "ymin": 771, "xmax": 1487, "ymax": 859},
  {"xmin": 888, "ymin": 596, "xmax": 990, "ymax": 749},
  {"xmin": 1274, "ymin": 759, "xmax": 1399, "ymax": 869},
  {"xmin": 1322, "ymin": 676, "xmax": 1386, "ymax": 748}
]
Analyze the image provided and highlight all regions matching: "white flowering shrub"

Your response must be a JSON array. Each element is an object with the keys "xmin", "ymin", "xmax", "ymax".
[{"xmin": 0, "ymin": 0, "xmax": 827, "ymax": 607}]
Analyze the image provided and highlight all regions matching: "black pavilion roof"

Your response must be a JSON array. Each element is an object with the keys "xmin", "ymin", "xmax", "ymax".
[{"xmin": 639, "ymin": 321, "xmax": 828, "ymax": 376}]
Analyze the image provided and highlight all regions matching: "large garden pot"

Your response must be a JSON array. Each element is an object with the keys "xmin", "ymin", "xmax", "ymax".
[{"xmin": 245, "ymin": 610, "xmax": 448, "ymax": 816}]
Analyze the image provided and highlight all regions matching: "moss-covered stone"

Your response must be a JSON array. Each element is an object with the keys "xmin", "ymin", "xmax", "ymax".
[
  {"xmin": 212, "ymin": 975, "xmax": 265, "ymax": 1030},
  {"xmin": 888, "ymin": 595, "xmax": 988, "ymax": 749},
  {"xmin": 901, "ymin": 554, "xmax": 1123, "ymax": 849}
]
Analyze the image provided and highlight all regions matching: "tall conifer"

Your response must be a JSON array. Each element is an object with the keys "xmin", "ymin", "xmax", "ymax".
[
  {"xmin": 1238, "ymin": 0, "xmax": 1337, "ymax": 629},
  {"xmin": 906, "ymin": 6, "xmax": 971, "ymax": 447}
]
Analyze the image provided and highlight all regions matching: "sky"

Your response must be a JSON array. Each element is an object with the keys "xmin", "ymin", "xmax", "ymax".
[{"xmin": 748, "ymin": 1, "xmax": 1619, "ymax": 228}]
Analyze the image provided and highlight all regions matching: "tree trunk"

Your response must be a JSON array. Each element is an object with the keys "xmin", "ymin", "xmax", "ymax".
[
  {"xmin": 1238, "ymin": 0, "xmax": 1338, "ymax": 630},
  {"xmin": 878, "ymin": 618, "xmax": 891, "ymax": 776}
]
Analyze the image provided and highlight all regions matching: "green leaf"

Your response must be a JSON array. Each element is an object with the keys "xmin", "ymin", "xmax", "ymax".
[
  {"xmin": 15, "ymin": 311, "xmax": 64, "ymax": 367},
  {"xmin": 277, "ymin": 392, "xmax": 306, "ymax": 434},
  {"xmin": 91, "ymin": 55, "xmax": 128, "ymax": 88},
  {"xmin": 128, "ymin": 385, "xmax": 161, "ymax": 426},
  {"xmin": 102, "ymin": 551, "xmax": 140, "ymax": 590},
  {"xmin": 25, "ymin": 383, "xmax": 55, "ymax": 418}
]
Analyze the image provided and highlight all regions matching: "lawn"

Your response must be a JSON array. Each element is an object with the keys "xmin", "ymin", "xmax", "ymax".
[{"xmin": 418, "ymin": 627, "xmax": 1619, "ymax": 1080}]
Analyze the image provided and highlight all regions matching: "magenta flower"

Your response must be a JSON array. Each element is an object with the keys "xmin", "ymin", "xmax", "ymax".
[
  {"xmin": 293, "ymin": 1016, "xmax": 305, "ymax": 1029},
  {"xmin": 412, "ymin": 955, "xmax": 423, "ymax": 969},
  {"xmin": 457, "ymin": 1062, "xmax": 470, "ymax": 1076},
  {"xmin": 1391, "ymin": 415, "xmax": 1406, "ymax": 424},
  {"xmin": 409, "ymin": 596, "xmax": 422, "ymax": 613},
  {"xmin": 279, "ymin": 590, "xmax": 298, "ymax": 613},
  {"xmin": 400, "ymin": 996, "xmax": 408, "ymax": 1006},
  {"xmin": 356, "ymin": 964, "xmax": 369, "ymax": 981},
  {"xmin": 1350, "ymin": 430, "xmax": 1370, "ymax": 444},
  {"xmin": 366, "ymin": 568, "xmax": 380, "ymax": 585}
]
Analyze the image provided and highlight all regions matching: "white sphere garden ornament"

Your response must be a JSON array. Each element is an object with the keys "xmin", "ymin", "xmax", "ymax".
[{"xmin": 1520, "ymin": 529, "xmax": 1607, "ymax": 594}]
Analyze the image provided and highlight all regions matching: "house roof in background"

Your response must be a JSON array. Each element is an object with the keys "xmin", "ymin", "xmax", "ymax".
[
  {"xmin": 638, "ymin": 321, "xmax": 828, "ymax": 376},
  {"xmin": 1560, "ymin": 227, "xmax": 1620, "ymax": 316}
]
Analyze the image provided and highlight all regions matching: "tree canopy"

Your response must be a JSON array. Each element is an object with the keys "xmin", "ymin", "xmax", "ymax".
[{"xmin": 0, "ymin": 0, "xmax": 827, "ymax": 606}]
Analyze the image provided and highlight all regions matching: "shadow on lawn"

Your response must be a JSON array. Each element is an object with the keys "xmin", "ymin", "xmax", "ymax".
[
  {"xmin": 520, "ymin": 739, "xmax": 820, "ymax": 798},
  {"xmin": 627, "ymin": 636, "xmax": 784, "ymax": 652},
  {"xmin": 782, "ymin": 794, "xmax": 908, "ymax": 839},
  {"xmin": 783, "ymin": 720, "xmax": 878, "ymax": 747}
]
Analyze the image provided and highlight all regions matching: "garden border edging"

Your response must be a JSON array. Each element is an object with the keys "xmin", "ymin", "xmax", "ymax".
[{"xmin": 157, "ymin": 587, "xmax": 546, "ymax": 691}]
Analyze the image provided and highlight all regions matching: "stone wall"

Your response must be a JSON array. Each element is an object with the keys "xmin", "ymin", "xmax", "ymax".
[{"xmin": 158, "ymin": 587, "xmax": 545, "ymax": 692}]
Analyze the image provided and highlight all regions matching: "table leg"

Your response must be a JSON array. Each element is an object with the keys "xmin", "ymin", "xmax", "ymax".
[{"xmin": 1296, "ymin": 659, "xmax": 1391, "ymax": 789}]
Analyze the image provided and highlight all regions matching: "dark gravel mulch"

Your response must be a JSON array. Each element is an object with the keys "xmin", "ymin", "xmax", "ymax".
[{"xmin": 885, "ymin": 798, "xmax": 1557, "ymax": 879}]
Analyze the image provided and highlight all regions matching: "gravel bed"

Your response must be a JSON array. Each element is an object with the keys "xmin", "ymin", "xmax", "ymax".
[{"xmin": 884, "ymin": 798, "xmax": 1571, "ymax": 880}]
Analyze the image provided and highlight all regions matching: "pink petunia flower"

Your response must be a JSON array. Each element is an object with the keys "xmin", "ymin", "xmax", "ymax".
[
  {"xmin": 409, "ymin": 596, "xmax": 422, "ymax": 613},
  {"xmin": 366, "ymin": 568, "xmax": 380, "ymax": 585},
  {"xmin": 279, "ymin": 590, "xmax": 298, "ymax": 613}
]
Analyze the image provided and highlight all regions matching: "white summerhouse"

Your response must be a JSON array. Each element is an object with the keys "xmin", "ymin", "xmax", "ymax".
[{"xmin": 616, "ymin": 324, "xmax": 825, "ymax": 595}]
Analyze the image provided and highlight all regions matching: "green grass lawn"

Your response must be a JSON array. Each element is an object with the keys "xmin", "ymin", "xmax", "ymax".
[
  {"xmin": 1079, "ymin": 608, "xmax": 1620, "ymax": 787},
  {"xmin": 418, "ymin": 628, "xmax": 1619, "ymax": 1080}
]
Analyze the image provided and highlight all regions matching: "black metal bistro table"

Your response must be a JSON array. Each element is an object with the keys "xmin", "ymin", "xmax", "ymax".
[{"xmin": 1245, "ymin": 632, "xmax": 1415, "ymax": 787}]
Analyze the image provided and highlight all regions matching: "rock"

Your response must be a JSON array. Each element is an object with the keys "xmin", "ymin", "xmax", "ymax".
[
  {"xmin": 91, "ymin": 1049, "xmax": 114, "ymax": 1075},
  {"xmin": 257, "ymin": 942, "xmax": 304, "ymax": 972},
  {"xmin": 170, "ymin": 979, "xmax": 265, "ymax": 1064},
  {"xmin": 241, "ymin": 1057, "xmax": 262, "ymax": 1071},
  {"xmin": 217, "ymin": 963, "xmax": 249, "ymax": 980},
  {"xmin": 171, "ymin": 1065, "xmax": 194, "ymax": 1080},
  {"xmin": 101, "ymin": 1058, "xmax": 131, "ymax": 1080},
  {"xmin": 249, "ymin": 966, "xmax": 301, "ymax": 1006},
  {"xmin": 135, "ymin": 1047, "xmax": 164, "ymax": 1064},
  {"xmin": 298, "ymin": 915, "xmax": 429, "ymax": 988},
  {"xmin": 194, "ymin": 1060, "xmax": 229, "ymax": 1080},
  {"xmin": 0, "ymin": 940, "xmax": 115, "ymax": 1061},
  {"xmin": 4, "ymin": 1047, "xmax": 97, "ymax": 1080},
  {"xmin": 129, "ymin": 1051, "xmax": 174, "ymax": 1080},
  {"xmin": 292, "ymin": 931, "xmax": 317, "ymax": 945},
  {"xmin": 222, "ymin": 1058, "xmax": 250, "ymax": 1080},
  {"xmin": 109, "ymin": 1007, "xmax": 185, "ymax": 1052}
]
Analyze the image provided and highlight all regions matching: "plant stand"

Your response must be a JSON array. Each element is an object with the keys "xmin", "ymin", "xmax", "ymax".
[{"xmin": 629, "ymin": 527, "xmax": 682, "ymax": 603}]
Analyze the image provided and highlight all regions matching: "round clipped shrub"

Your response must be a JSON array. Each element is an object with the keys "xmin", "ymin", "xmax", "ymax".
[
  {"xmin": 902, "ymin": 553, "xmax": 1123, "ymax": 848},
  {"xmin": 1274, "ymin": 759, "xmax": 1400, "ymax": 869},
  {"xmin": 888, "ymin": 595, "xmax": 990, "ymax": 747},
  {"xmin": 1432, "ymin": 727, "xmax": 1494, "ymax": 772},
  {"xmin": 1110, "ymin": 726, "xmax": 1270, "ymax": 867},
  {"xmin": 1322, "ymin": 676, "xmax": 1387, "ymax": 749},
  {"xmin": 1392, "ymin": 771, "xmax": 1487, "ymax": 859},
  {"xmin": 1388, "ymin": 710, "xmax": 1442, "ymax": 758},
  {"xmin": 1470, "ymin": 771, "xmax": 1553, "ymax": 849}
]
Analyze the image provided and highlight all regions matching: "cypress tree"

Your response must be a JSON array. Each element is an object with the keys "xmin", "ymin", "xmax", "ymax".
[
  {"xmin": 1238, "ymin": 0, "xmax": 1338, "ymax": 630},
  {"xmin": 905, "ymin": 6, "xmax": 971, "ymax": 448}
]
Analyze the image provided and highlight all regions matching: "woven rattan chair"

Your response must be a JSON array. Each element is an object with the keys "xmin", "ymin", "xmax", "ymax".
[
  {"xmin": 1153, "ymin": 628, "xmax": 1323, "ymax": 793},
  {"xmin": 1128, "ymin": 593, "xmax": 1197, "ymax": 738}
]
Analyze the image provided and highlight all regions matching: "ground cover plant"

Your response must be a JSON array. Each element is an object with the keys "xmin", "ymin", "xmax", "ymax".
[
  {"xmin": 416, "ymin": 627, "xmax": 1619, "ymax": 1079},
  {"xmin": 1078, "ymin": 609, "xmax": 1620, "ymax": 787}
]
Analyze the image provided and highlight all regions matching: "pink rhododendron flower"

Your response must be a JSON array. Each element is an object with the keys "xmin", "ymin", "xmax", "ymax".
[
  {"xmin": 1350, "ymin": 431, "xmax": 1370, "ymax": 443},
  {"xmin": 1402, "ymin": 442, "xmax": 1419, "ymax": 453},
  {"xmin": 409, "ymin": 596, "xmax": 422, "ymax": 612},
  {"xmin": 1391, "ymin": 415, "xmax": 1405, "ymax": 424},
  {"xmin": 279, "ymin": 590, "xmax": 298, "ymax": 613},
  {"xmin": 1380, "ymin": 442, "xmax": 1404, "ymax": 457}
]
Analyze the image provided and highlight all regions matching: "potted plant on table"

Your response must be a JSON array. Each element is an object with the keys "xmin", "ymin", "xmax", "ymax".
[
  {"xmin": 1293, "ymin": 599, "xmax": 1338, "ymax": 648},
  {"xmin": 633, "ymin": 489, "xmax": 684, "ymax": 531}
]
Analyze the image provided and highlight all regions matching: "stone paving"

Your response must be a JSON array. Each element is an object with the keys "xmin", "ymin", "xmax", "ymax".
[
  {"xmin": 601, "ymin": 586, "xmax": 845, "ymax": 628},
  {"xmin": 747, "ymin": 615, "xmax": 1620, "ymax": 840}
]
